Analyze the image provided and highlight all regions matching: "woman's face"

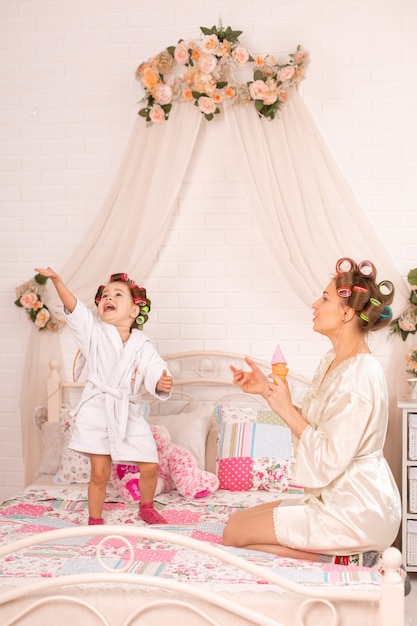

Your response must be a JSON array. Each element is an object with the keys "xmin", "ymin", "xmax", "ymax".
[{"xmin": 312, "ymin": 279, "xmax": 347, "ymax": 337}]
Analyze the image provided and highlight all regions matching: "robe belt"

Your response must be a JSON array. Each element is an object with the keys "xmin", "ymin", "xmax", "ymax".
[
  {"xmin": 353, "ymin": 450, "xmax": 383, "ymax": 460},
  {"xmin": 87, "ymin": 373, "xmax": 140, "ymax": 440}
]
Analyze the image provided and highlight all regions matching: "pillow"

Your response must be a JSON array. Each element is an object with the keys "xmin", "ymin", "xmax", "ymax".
[
  {"xmin": 54, "ymin": 412, "xmax": 91, "ymax": 484},
  {"xmin": 148, "ymin": 402, "xmax": 214, "ymax": 470},
  {"xmin": 215, "ymin": 403, "xmax": 293, "ymax": 492},
  {"xmin": 37, "ymin": 422, "xmax": 65, "ymax": 476}
]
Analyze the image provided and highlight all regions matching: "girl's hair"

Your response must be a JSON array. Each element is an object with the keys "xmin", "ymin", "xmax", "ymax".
[
  {"xmin": 94, "ymin": 272, "xmax": 151, "ymax": 330},
  {"xmin": 334, "ymin": 258, "xmax": 394, "ymax": 332}
]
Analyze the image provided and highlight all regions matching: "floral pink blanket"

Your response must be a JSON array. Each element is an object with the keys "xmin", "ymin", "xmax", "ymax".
[{"xmin": 0, "ymin": 485, "xmax": 381, "ymax": 591}]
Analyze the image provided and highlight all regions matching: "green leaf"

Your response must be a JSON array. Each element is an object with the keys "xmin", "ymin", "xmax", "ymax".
[
  {"xmin": 14, "ymin": 298, "xmax": 23, "ymax": 308},
  {"xmin": 254, "ymin": 99, "xmax": 264, "ymax": 112},
  {"xmin": 200, "ymin": 26, "xmax": 216, "ymax": 36},
  {"xmin": 253, "ymin": 69, "xmax": 265, "ymax": 81},
  {"xmin": 192, "ymin": 91, "xmax": 202, "ymax": 99},
  {"xmin": 408, "ymin": 268, "xmax": 417, "ymax": 286},
  {"xmin": 167, "ymin": 45, "xmax": 176, "ymax": 56},
  {"xmin": 138, "ymin": 109, "xmax": 149, "ymax": 118},
  {"xmin": 34, "ymin": 273, "xmax": 48, "ymax": 285},
  {"xmin": 205, "ymin": 113, "xmax": 214, "ymax": 121},
  {"xmin": 161, "ymin": 103, "xmax": 172, "ymax": 113},
  {"xmin": 216, "ymin": 81, "xmax": 227, "ymax": 89}
]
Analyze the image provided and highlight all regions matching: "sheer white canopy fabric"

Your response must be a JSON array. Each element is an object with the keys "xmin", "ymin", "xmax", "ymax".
[
  {"xmin": 20, "ymin": 91, "xmax": 408, "ymax": 485},
  {"xmin": 224, "ymin": 90, "xmax": 408, "ymax": 308}
]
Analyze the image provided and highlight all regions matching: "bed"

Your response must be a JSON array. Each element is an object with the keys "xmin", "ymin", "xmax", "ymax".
[{"xmin": 0, "ymin": 350, "xmax": 405, "ymax": 625}]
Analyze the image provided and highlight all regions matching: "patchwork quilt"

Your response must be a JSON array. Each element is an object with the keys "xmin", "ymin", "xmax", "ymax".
[{"xmin": 0, "ymin": 485, "xmax": 382, "ymax": 591}]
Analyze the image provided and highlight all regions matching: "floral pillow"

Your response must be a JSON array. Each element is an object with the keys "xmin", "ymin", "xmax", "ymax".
[
  {"xmin": 54, "ymin": 412, "xmax": 91, "ymax": 484},
  {"xmin": 215, "ymin": 403, "xmax": 293, "ymax": 492}
]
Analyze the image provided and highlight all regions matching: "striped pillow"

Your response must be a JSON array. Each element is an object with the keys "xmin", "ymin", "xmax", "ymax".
[{"xmin": 215, "ymin": 404, "xmax": 293, "ymax": 492}]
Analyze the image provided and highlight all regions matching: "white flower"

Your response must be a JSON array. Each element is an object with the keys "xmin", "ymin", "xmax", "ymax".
[
  {"xmin": 155, "ymin": 83, "xmax": 173, "ymax": 105},
  {"xmin": 197, "ymin": 96, "xmax": 217, "ymax": 115}
]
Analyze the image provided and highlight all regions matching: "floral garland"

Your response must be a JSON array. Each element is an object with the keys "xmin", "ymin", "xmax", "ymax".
[
  {"xmin": 405, "ymin": 346, "xmax": 417, "ymax": 377},
  {"xmin": 390, "ymin": 268, "xmax": 417, "ymax": 341},
  {"xmin": 135, "ymin": 23, "xmax": 309, "ymax": 124},
  {"xmin": 15, "ymin": 274, "xmax": 64, "ymax": 332}
]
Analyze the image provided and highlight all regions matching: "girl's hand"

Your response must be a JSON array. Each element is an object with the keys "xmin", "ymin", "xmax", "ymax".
[
  {"xmin": 34, "ymin": 267, "xmax": 60, "ymax": 282},
  {"xmin": 230, "ymin": 357, "xmax": 269, "ymax": 396},
  {"xmin": 156, "ymin": 370, "xmax": 173, "ymax": 393}
]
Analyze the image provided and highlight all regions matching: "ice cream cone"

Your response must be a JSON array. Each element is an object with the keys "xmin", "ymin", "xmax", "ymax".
[
  {"xmin": 271, "ymin": 345, "xmax": 288, "ymax": 382},
  {"xmin": 271, "ymin": 362, "xmax": 289, "ymax": 381}
]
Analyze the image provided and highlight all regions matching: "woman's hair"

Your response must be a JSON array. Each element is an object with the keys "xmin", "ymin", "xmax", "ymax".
[
  {"xmin": 334, "ymin": 258, "xmax": 394, "ymax": 332},
  {"xmin": 94, "ymin": 272, "xmax": 151, "ymax": 330}
]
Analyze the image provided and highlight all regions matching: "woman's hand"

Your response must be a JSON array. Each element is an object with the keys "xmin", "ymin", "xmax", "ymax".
[
  {"xmin": 230, "ymin": 357, "xmax": 269, "ymax": 396},
  {"xmin": 265, "ymin": 374, "xmax": 307, "ymax": 439}
]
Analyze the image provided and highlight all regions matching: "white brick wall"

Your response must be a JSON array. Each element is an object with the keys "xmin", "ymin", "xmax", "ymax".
[{"xmin": 1, "ymin": 0, "xmax": 416, "ymax": 501}]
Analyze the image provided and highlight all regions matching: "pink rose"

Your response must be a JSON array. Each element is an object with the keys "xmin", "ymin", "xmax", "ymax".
[
  {"xmin": 400, "ymin": 318, "xmax": 417, "ymax": 332},
  {"xmin": 174, "ymin": 41, "xmax": 190, "ymax": 65},
  {"xmin": 198, "ymin": 53, "xmax": 217, "ymax": 75},
  {"xmin": 34, "ymin": 307, "xmax": 51, "ymax": 329},
  {"xmin": 197, "ymin": 96, "xmax": 216, "ymax": 115},
  {"xmin": 155, "ymin": 83, "xmax": 173, "ymax": 105},
  {"xmin": 249, "ymin": 79, "xmax": 268, "ymax": 101},
  {"xmin": 232, "ymin": 46, "xmax": 250, "ymax": 66},
  {"xmin": 149, "ymin": 104, "xmax": 166, "ymax": 123},
  {"xmin": 278, "ymin": 66, "xmax": 295, "ymax": 82},
  {"xmin": 20, "ymin": 292, "xmax": 39, "ymax": 309}
]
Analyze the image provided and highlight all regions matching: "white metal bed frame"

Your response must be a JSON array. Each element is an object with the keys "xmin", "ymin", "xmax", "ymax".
[
  {"xmin": 0, "ymin": 350, "xmax": 406, "ymax": 625},
  {"xmin": 0, "ymin": 526, "xmax": 405, "ymax": 626}
]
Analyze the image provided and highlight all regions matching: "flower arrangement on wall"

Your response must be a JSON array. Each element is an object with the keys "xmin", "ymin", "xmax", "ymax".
[
  {"xmin": 406, "ymin": 346, "xmax": 417, "ymax": 378},
  {"xmin": 135, "ymin": 23, "xmax": 309, "ymax": 124},
  {"xmin": 390, "ymin": 268, "xmax": 417, "ymax": 341},
  {"xmin": 15, "ymin": 274, "xmax": 64, "ymax": 332}
]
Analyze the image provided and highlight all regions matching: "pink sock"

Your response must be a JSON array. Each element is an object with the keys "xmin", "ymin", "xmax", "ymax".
[
  {"xmin": 194, "ymin": 489, "xmax": 210, "ymax": 499},
  {"xmin": 88, "ymin": 516, "xmax": 104, "ymax": 525},
  {"xmin": 139, "ymin": 502, "xmax": 167, "ymax": 525}
]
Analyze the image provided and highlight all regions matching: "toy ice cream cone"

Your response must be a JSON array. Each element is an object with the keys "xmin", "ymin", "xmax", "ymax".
[{"xmin": 271, "ymin": 345, "xmax": 289, "ymax": 382}]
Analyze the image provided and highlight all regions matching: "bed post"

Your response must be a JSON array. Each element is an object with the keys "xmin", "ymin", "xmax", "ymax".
[
  {"xmin": 47, "ymin": 359, "xmax": 61, "ymax": 423},
  {"xmin": 379, "ymin": 547, "xmax": 404, "ymax": 626}
]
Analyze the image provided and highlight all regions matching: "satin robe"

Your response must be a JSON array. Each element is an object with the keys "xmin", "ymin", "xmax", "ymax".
[
  {"xmin": 63, "ymin": 298, "xmax": 171, "ymax": 463},
  {"xmin": 273, "ymin": 351, "xmax": 401, "ymax": 554}
]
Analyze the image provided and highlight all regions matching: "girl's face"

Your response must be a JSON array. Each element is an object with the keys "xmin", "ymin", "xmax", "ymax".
[
  {"xmin": 312, "ymin": 280, "xmax": 347, "ymax": 338},
  {"xmin": 97, "ymin": 281, "xmax": 138, "ymax": 328}
]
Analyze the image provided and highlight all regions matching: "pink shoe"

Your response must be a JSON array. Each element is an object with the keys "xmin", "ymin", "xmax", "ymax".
[
  {"xmin": 88, "ymin": 516, "xmax": 104, "ymax": 525},
  {"xmin": 139, "ymin": 503, "xmax": 167, "ymax": 525}
]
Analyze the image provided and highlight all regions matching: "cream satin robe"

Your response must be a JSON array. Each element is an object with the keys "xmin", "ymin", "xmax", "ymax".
[
  {"xmin": 273, "ymin": 352, "xmax": 401, "ymax": 554},
  {"xmin": 63, "ymin": 298, "xmax": 171, "ymax": 463}
]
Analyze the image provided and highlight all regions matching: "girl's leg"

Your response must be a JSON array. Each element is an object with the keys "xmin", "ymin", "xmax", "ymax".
[
  {"xmin": 222, "ymin": 502, "xmax": 319, "ymax": 561},
  {"xmin": 88, "ymin": 454, "xmax": 112, "ymax": 521},
  {"xmin": 137, "ymin": 462, "xmax": 167, "ymax": 524}
]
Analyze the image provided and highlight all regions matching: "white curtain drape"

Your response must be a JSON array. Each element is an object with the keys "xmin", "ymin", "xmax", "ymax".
[
  {"xmin": 21, "ymin": 104, "xmax": 202, "ymax": 485},
  {"xmin": 224, "ymin": 91, "xmax": 408, "ymax": 309},
  {"xmin": 225, "ymin": 92, "xmax": 409, "ymax": 490},
  {"xmin": 20, "ymin": 91, "xmax": 409, "ymax": 486}
]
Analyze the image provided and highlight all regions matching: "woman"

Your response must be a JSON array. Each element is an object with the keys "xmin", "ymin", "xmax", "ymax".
[{"xmin": 222, "ymin": 258, "xmax": 401, "ymax": 566}]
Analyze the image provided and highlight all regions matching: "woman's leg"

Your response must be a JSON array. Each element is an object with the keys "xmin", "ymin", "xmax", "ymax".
[
  {"xmin": 88, "ymin": 454, "xmax": 112, "ymax": 519},
  {"xmin": 222, "ymin": 501, "xmax": 319, "ymax": 561}
]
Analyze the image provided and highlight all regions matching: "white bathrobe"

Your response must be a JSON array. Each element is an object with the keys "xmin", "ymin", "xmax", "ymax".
[{"xmin": 63, "ymin": 298, "xmax": 171, "ymax": 463}]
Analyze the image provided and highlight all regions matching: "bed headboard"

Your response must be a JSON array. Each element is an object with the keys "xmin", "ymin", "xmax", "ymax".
[{"xmin": 47, "ymin": 350, "xmax": 311, "ymax": 423}]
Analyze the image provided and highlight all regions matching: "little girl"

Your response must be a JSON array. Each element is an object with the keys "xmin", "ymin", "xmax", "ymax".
[{"xmin": 35, "ymin": 267, "xmax": 173, "ymax": 525}]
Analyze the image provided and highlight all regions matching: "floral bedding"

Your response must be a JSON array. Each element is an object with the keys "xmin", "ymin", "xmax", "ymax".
[{"xmin": 0, "ymin": 484, "xmax": 382, "ymax": 591}]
